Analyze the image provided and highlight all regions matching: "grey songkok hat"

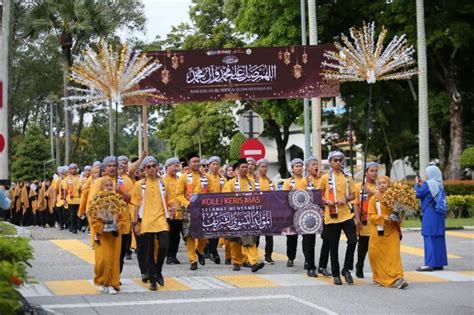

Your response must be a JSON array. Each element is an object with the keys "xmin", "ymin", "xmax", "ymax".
[
  {"xmin": 165, "ymin": 157, "xmax": 180, "ymax": 168},
  {"xmin": 328, "ymin": 151, "xmax": 344, "ymax": 161},
  {"xmin": 207, "ymin": 156, "xmax": 221, "ymax": 165},
  {"xmin": 256, "ymin": 158, "xmax": 269, "ymax": 167},
  {"xmin": 304, "ymin": 156, "xmax": 318, "ymax": 167},
  {"xmin": 140, "ymin": 156, "xmax": 158, "ymax": 170},
  {"xmin": 290, "ymin": 158, "xmax": 304, "ymax": 168},
  {"xmin": 101, "ymin": 156, "xmax": 116, "ymax": 171}
]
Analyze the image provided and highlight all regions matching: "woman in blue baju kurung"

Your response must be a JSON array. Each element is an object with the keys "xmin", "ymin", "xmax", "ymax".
[{"xmin": 414, "ymin": 165, "xmax": 448, "ymax": 272}]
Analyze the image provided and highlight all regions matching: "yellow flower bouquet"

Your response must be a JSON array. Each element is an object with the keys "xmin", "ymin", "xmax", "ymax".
[
  {"xmin": 382, "ymin": 182, "xmax": 419, "ymax": 222},
  {"xmin": 87, "ymin": 191, "xmax": 127, "ymax": 232}
]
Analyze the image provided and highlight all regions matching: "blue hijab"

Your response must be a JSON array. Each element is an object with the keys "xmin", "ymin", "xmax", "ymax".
[{"xmin": 425, "ymin": 165, "xmax": 447, "ymax": 214}]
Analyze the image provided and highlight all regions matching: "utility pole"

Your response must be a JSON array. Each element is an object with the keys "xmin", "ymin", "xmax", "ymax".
[
  {"xmin": 0, "ymin": 0, "xmax": 12, "ymax": 185},
  {"xmin": 300, "ymin": 0, "xmax": 311, "ymax": 159},
  {"xmin": 308, "ymin": 0, "xmax": 321, "ymax": 162},
  {"xmin": 416, "ymin": 0, "xmax": 430, "ymax": 177}
]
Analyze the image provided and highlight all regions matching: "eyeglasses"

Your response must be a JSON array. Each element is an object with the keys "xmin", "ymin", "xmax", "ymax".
[
  {"xmin": 146, "ymin": 164, "xmax": 157, "ymax": 169},
  {"xmin": 332, "ymin": 158, "xmax": 343, "ymax": 163}
]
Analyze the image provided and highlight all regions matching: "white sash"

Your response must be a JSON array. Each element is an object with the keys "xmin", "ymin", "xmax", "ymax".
[{"xmin": 234, "ymin": 176, "xmax": 252, "ymax": 192}]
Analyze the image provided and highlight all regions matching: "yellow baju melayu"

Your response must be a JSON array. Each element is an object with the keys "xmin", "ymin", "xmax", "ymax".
[
  {"xmin": 223, "ymin": 177, "xmax": 260, "ymax": 266},
  {"xmin": 368, "ymin": 195, "xmax": 404, "ymax": 287},
  {"xmin": 175, "ymin": 170, "xmax": 209, "ymax": 265}
]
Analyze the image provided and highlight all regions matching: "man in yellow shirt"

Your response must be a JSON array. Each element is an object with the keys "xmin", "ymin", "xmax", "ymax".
[
  {"xmin": 254, "ymin": 158, "xmax": 275, "ymax": 264},
  {"xmin": 282, "ymin": 158, "xmax": 304, "ymax": 268},
  {"xmin": 132, "ymin": 156, "xmax": 170, "ymax": 291},
  {"xmin": 353, "ymin": 161, "xmax": 378, "ymax": 279},
  {"xmin": 62, "ymin": 163, "xmax": 81, "ymax": 234},
  {"xmin": 175, "ymin": 152, "xmax": 209, "ymax": 270},
  {"xmin": 317, "ymin": 151, "xmax": 356, "ymax": 285},
  {"xmin": 223, "ymin": 158, "xmax": 264, "ymax": 273},
  {"xmin": 163, "ymin": 157, "xmax": 183, "ymax": 265},
  {"xmin": 295, "ymin": 156, "xmax": 321, "ymax": 277},
  {"xmin": 206, "ymin": 155, "xmax": 227, "ymax": 264}
]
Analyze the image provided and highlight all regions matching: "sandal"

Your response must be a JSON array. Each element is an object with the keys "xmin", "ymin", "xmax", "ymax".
[{"xmin": 416, "ymin": 266, "xmax": 433, "ymax": 272}]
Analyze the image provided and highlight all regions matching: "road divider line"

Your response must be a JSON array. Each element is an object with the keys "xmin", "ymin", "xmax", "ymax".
[
  {"xmin": 446, "ymin": 231, "xmax": 474, "ymax": 239},
  {"xmin": 45, "ymin": 280, "xmax": 98, "ymax": 295},
  {"xmin": 400, "ymin": 245, "xmax": 461, "ymax": 259}
]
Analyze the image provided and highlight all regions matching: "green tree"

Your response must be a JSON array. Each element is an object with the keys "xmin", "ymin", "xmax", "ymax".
[
  {"xmin": 229, "ymin": 132, "xmax": 246, "ymax": 162},
  {"xmin": 11, "ymin": 125, "xmax": 52, "ymax": 181},
  {"xmin": 158, "ymin": 102, "xmax": 237, "ymax": 161},
  {"xmin": 21, "ymin": 0, "xmax": 146, "ymax": 164}
]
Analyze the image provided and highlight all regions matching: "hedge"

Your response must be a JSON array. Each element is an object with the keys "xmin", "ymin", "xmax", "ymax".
[
  {"xmin": 0, "ymin": 222, "xmax": 33, "ymax": 314},
  {"xmin": 447, "ymin": 195, "xmax": 474, "ymax": 218},
  {"xmin": 444, "ymin": 180, "xmax": 474, "ymax": 196}
]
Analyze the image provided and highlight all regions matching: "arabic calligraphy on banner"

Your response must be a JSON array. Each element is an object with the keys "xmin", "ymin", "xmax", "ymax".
[
  {"xmin": 189, "ymin": 190, "xmax": 323, "ymax": 238},
  {"xmin": 139, "ymin": 45, "xmax": 339, "ymax": 104}
]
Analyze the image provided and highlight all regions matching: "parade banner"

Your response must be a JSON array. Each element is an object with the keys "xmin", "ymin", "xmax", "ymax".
[
  {"xmin": 189, "ymin": 190, "xmax": 323, "ymax": 239},
  {"xmin": 140, "ymin": 45, "xmax": 339, "ymax": 104}
]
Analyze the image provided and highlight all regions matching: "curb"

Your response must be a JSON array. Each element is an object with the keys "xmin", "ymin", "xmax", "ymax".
[
  {"xmin": 402, "ymin": 225, "xmax": 474, "ymax": 232},
  {"xmin": 2, "ymin": 221, "xmax": 32, "ymax": 238}
]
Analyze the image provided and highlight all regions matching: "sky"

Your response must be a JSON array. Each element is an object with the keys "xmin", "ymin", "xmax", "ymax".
[{"xmin": 120, "ymin": 0, "xmax": 193, "ymax": 43}]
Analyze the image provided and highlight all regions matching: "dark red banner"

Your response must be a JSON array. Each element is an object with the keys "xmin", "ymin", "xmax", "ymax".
[{"xmin": 140, "ymin": 45, "xmax": 339, "ymax": 104}]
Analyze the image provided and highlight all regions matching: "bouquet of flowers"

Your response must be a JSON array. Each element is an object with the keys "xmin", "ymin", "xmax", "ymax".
[
  {"xmin": 382, "ymin": 182, "xmax": 419, "ymax": 222},
  {"xmin": 87, "ymin": 191, "xmax": 127, "ymax": 232}
]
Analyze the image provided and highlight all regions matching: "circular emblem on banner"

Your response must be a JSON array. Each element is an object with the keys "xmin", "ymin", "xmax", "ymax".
[
  {"xmin": 288, "ymin": 190, "xmax": 313, "ymax": 209},
  {"xmin": 189, "ymin": 193, "xmax": 198, "ymax": 203},
  {"xmin": 293, "ymin": 204, "xmax": 323, "ymax": 234}
]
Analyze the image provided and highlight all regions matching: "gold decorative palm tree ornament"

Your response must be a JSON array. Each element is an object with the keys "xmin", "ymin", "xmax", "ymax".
[
  {"xmin": 65, "ymin": 41, "xmax": 162, "ymax": 155},
  {"xmin": 321, "ymin": 22, "xmax": 418, "ymax": 194},
  {"xmin": 322, "ymin": 22, "xmax": 417, "ymax": 84}
]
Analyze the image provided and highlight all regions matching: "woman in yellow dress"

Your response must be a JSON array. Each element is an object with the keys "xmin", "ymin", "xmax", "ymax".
[
  {"xmin": 88, "ymin": 178, "xmax": 127, "ymax": 295},
  {"xmin": 368, "ymin": 176, "xmax": 408, "ymax": 289}
]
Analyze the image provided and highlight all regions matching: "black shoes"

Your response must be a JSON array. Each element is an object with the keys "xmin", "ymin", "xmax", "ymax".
[
  {"xmin": 416, "ymin": 266, "xmax": 434, "ymax": 272},
  {"xmin": 355, "ymin": 267, "xmax": 364, "ymax": 279},
  {"xmin": 318, "ymin": 268, "xmax": 331, "ymax": 277},
  {"xmin": 190, "ymin": 262, "xmax": 198, "ymax": 270},
  {"xmin": 141, "ymin": 273, "xmax": 149, "ymax": 283},
  {"xmin": 264, "ymin": 255, "xmax": 275, "ymax": 265},
  {"xmin": 433, "ymin": 267, "xmax": 444, "ymax": 271},
  {"xmin": 196, "ymin": 250, "xmax": 206, "ymax": 265},
  {"xmin": 342, "ymin": 269, "xmax": 354, "ymax": 284},
  {"xmin": 156, "ymin": 274, "xmax": 164, "ymax": 287},
  {"xmin": 251, "ymin": 262, "xmax": 265, "ymax": 273},
  {"xmin": 307, "ymin": 269, "xmax": 318, "ymax": 277},
  {"xmin": 149, "ymin": 281, "xmax": 157, "ymax": 291},
  {"xmin": 166, "ymin": 257, "xmax": 181, "ymax": 265},
  {"xmin": 287, "ymin": 260, "xmax": 294, "ymax": 267},
  {"xmin": 210, "ymin": 254, "xmax": 221, "ymax": 264},
  {"xmin": 333, "ymin": 276, "xmax": 342, "ymax": 285},
  {"xmin": 242, "ymin": 262, "xmax": 252, "ymax": 268},
  {"xmin": 225, "ymin": 258, "xmax": 232, "ymax": 265},
  {"xmin": 233, "ymin": 264, "xmax": 241, "ymax": 271}
]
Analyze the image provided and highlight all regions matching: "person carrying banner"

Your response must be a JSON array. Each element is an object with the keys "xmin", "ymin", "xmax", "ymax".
[
  {"xmin": 132, "ymin": 156, "xmax": 170, "ymax": 291},
  {"xmin": 206, "ymin": 155, "xmax": 227, "ymax": 264},
  {"xmin": 295, "ymin": 156, "xmax": 321, "ymax": 277},
  {"xmin": 176, "ymin": 152, "xmax": 209, "ymax": 270},
  {"xmin": 163, "ymin": 157, "xmax": 183, "ymax": 265},
  {"xmin": 352, "ymin": 162, "xmax": 378, "ymax": 278},
  {"xmin": 282, "ymin": 158, "xmax": 304, "ymax": 268},
  {"xmin": 223, "ymin": 158, "xmax": 265, "ymax": 273},
  {"xmin": 317, "ymin": 151, "xmax": 356, "ymax": 285},
  {"xmin": 254, "ymin": 158, "xmax": 275, "ymax": 265}
]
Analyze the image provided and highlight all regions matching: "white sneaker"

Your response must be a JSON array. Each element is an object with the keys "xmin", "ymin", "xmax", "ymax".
[
  {"xmin": 100, "ymin": 286, "xmax": 109, "ymax": 294},
  {"xmin": 108, "ymin": 286, "xmax": 117, "ymax": 295}
]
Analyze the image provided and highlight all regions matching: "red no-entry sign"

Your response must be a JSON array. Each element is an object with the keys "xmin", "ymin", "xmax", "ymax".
[{"xmin": 240, "ymin": 138, "xmax": 266, "ymax": 161}]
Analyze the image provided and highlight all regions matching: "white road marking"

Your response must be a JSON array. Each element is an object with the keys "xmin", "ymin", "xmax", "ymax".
[
  {"xmin": 175, "ymin": 276, "xmax": 235, "ymax": 289},
  {"xmin": 18, "ymin": 283, "xmax": 53, "ymax": 297},
  {"xmin": 429, "ymin": 271, "xmax": 474, "ymax": 282},
  {"xmin": 41, "ymin": 294, "xmax": 338, "ymax": 314}
]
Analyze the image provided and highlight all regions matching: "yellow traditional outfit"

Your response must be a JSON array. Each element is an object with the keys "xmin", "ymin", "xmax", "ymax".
[
  {"xmin": 89, "ymin": 191, "xmax": 127, "ymax": 292},
  {"xmin": 368, "ymin": 193, "xmax": 405, "ymax": 287},
  {"xmin": 353, "ymin": 181, "xmax": 377, "ymax": 277},
  {"xmin": 63, "ymin": 174, "xmax": 81, "ymax": 232},
  {"xmin": 223, "ymin": 176, "xmax": 263, "ymax": 270},
  {"xmin": 175, "ymin": 169, "xmax": 209, "ymax": 267},
  {"xmin": 163, "ymin": 172, "xmax": 183, "ymax": 263}
]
